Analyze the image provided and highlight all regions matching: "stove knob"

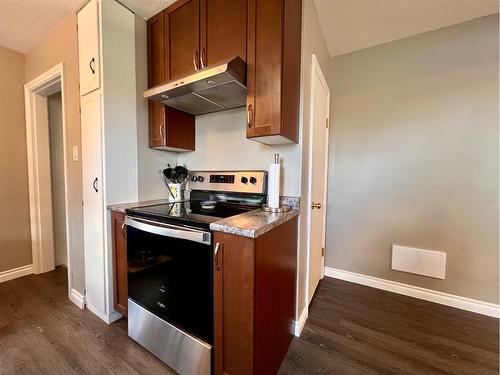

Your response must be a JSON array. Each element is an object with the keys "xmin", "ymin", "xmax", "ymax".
[
  {"xmin": 250, "ymin": 177, "xmax": 257, "ymax": 184},
  {"xmin": 198, "ymin": 176, "xmax": 204, "ymax": 182},
  {"xmin": 241, "ymin": 176, "xmax": 248, "ymax": 184},
  {"xmin": 191, "ymin": 176, "xmax": 198, "ymax": 182}
]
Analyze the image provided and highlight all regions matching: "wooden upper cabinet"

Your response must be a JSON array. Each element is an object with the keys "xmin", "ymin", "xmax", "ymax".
[
  {"xmin": 149, "ymin": 102, "xmax": 195, "ymax": 151},
  {"xmin": 165, "ymin": 0, "xmax": 200, "ymax": 80},
  {"xmin": 200, "ymin": 0, "xmax": 247, "ymax": 66},
  {"xmin": 147, "ymin": 12, "xmax": 166, "ymax": 87},
  {"xmin": 246, "ymin": 0, "xmax": 302, "ymax": 145}
]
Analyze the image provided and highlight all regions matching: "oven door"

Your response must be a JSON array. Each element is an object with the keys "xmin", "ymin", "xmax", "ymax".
[{"xmin": 125, "ymin": 216, "xmax": 212, "ymax": 375}]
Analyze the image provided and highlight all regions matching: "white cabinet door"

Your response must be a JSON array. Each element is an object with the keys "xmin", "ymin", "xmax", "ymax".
[
  {"xmin": 78, "ymin": 0, "xmax": 101, "ymax": 96},
  {"xmin": 80, "ymin": 90, "xmax": 106, "ymax": 314}
]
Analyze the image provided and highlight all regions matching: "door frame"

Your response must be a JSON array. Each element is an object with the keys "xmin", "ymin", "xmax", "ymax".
[
  {"xmin": 24, "ymin": 63, "xmax": 77, "ymax": 305},
  {"xmin": 305, "ymin": 54, "xmax": 331, "ymax": 307}
]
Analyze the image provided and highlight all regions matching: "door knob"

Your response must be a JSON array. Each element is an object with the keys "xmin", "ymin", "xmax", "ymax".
[{"xmin": 311, "ymin": 202, "xmax": 321, "ymax": 209}]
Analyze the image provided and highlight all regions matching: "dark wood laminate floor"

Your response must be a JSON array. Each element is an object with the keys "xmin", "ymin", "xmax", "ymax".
[
  {"xmin": 279, "ymin": 277, "xmax": 499, "ymax": 375},
  {"xmin": 0, "ymin": 267, "xmax": 174, "ymax": 375},
  {"xmin": 0, "ymin": 268, "xmax": 497, "ymax": 374}
]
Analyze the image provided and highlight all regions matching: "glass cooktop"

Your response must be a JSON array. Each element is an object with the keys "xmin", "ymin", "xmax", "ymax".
[{"xmin": 125, "ymin": 200, "xmax": 258, "ymax": 230}]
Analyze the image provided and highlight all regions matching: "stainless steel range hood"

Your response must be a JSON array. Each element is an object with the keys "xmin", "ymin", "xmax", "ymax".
[{"xmin": 143, "ymin": 57, "xmax": 246, "ymax": 116}]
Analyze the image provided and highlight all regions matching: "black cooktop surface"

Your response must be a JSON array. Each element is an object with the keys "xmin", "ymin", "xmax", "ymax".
[{"xmin": 126, "ymin": 200, "xmax": 258, "ymax": 230}]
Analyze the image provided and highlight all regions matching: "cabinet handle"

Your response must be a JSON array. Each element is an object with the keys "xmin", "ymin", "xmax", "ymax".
[
  {"xmin": 121, "ymin": 221, "xmax": 127, "ymax": 240},
  {"xmin": 214, "ymin": 242, "xmax": 221, "ymax": 271},
  {"xmin": 159, "ymin": 122, "xmax": 165, "ymax": 139},
  {"xmin": 193, "ymin": 50, "xmax": 199, "ymax": 71},
  {"xmin": 247, "ymin": 105, "xmax": 253, "ymax": 128},
  {"xmin": 200, "ymin": 48, "xmax": 206, "ymax": 69},
  {"xmin": 93, "ymin": 177, "xmax": 98, "ymax": 193},
  {"xmin": 89, "ymin": 57, "xmax": 95, "ymax": 74}
]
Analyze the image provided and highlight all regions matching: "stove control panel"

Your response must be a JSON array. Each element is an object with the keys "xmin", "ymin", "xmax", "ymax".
[{"xmin": 188, "ymin": 170, "xmax": 267, "ymax": 194}]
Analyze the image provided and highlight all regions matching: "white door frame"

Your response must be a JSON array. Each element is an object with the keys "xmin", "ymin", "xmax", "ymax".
[
  {"xmin": 24, "ymin": 63, "xmax": 75, "ymax": 303},
  {"xmin": 304, "ymin": 54, "xmax": 331, "ymax": 307}
]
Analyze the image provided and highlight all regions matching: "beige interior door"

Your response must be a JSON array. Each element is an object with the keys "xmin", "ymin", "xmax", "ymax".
[{"xmin": 307, "ymin": 55, "xmax": 330, "ymax": 304}]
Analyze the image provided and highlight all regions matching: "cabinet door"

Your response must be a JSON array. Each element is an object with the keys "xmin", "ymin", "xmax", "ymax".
[
  {"xmin": 147, "ymin": 11, "xmax": 166, "ymax": 88},
  {"xmin": 81, "ymin": 91, "xmax": 105, "ymax": 313},
  {"xmin": 165, "ymin": 0, "xmax": 200, "ymax": 80},
  {"xmin": 246, "ymin": 0, "xmax": 282, "ymax": 139},
  {"xmin": 148, "ymin": 101, "xmax": 166, "ymax": 148},
  {"xmin": 78, "ymin": 0, "xmax": 101, "ymax": 96},
  {"xmin": 112, "ymin": 211, "xmax": 128, "ymax": 317},
  {"xmin": 213, "ymin": 233, "xmax": 255, "ymax": 375},
  {"xmin": 200, "ymin": 0, "xmax": 247, "ymax": 66},
  {"xmin": 246, "ymin": 0, "xmax": 301, "ymax": 144}
]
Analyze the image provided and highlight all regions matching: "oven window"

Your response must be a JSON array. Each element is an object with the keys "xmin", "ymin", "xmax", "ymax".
[{"xmin": 127, "ymin": 225, "xmax": 213, "ymax": 344}]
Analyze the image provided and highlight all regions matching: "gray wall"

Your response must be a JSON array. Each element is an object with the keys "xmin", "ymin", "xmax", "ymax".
[
  {"xmin": 48, "ymin": 92, "xmax": 67, "ymax": 267},
  {"xmin": 326, "ymin": 15, "xmax": 499, "ymax": 304}
]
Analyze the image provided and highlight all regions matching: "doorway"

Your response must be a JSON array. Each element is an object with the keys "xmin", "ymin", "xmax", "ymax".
[
  {"xmin": 306, "ymin": 55, "xmax": 331, "ymax": 305},
  {"xmin": 24, "ymin": 64, "xmax": 80, "ymax": 307}
]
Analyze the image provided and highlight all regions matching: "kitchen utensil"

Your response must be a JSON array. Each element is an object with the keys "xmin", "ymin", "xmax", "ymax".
[
  {"xmin": 174, "ymin": 166, "xmax": 188, "ymax": 183},
  {"xmin": 163, "ymin": 168, "xmax": 173, "ymax": 181},
  {"xmin": 160, "ymin": 170, "xmax": 176, "ymax": 199}
]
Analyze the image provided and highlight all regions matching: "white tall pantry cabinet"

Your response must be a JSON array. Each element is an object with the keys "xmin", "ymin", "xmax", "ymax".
[{"xmin": 77, "ymin": 0, "xmax": 138, "ymax": 323}]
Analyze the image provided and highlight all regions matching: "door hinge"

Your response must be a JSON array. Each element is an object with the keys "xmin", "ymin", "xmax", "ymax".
[
  {"xmin": 321, "ymin": 247, "xmax": 325, "ymax": 257},
  {"xmin": 325, "ymin": 118, "xmax": 329, "ymax": 129}
]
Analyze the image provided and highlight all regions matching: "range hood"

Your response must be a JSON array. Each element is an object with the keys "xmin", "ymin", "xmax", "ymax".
[{"xmin": 143, "ymin": 57, "xmax": 246, "ymax": 116}]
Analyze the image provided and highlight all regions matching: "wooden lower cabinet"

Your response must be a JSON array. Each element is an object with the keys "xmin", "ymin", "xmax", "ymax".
[
  {"xmin": 213, "ymin": 217, "xmax": 298, "ymax": 375},
  {"xmin": 111, "ymin": 211, "xmax": 128, "ymax": 317}
]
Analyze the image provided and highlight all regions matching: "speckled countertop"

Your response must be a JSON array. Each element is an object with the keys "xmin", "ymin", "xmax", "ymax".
[
  {"xmin": 109, "ymin": 199, "xmax": 299, "ymax": 238},
  {"xmin": 209, "ymin": 208, "xmax": 300, "ymax": 238}
]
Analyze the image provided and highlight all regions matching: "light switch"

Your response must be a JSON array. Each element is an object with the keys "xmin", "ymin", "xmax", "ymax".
[{"xmin": 73, "ymin": 146, "xmax": 79, "ymax": 161}]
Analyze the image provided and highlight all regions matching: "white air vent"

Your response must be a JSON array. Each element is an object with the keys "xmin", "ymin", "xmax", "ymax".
[{"xmin": 391, "ymin": 245, "xmax": 446, "ymax": 279}]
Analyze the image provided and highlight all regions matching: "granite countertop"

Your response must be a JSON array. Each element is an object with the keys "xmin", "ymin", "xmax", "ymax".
[
  {"xmin": 109, "ymin": 199, "xmax": 300, "ymax": 238},
  {"xmin": 107, "ymin": 199, "xmax": 169, "ymax": 213},
  {"xmin": 209, "ymin": 208, "xmax": 300, "ymax": 238}
]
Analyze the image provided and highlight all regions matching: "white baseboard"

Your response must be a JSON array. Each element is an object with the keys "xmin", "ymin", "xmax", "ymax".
[
  {"xmin": 0, "ymin": 264, "xmax": 33, "ymax": 283},
  {"xmin": 86, "ymin": 303, "xmax": 123, "ymax": 324},
  {"xmin": 325, "ymin": 267, "xmax": 500, "ymax": 318},
  {"xmin": 294, "ymin": 307, "xmax": 308, "ymax": 337},
  {"xmin": 69, "ymin": 288, "xmax": 85, "ymax": 309}
]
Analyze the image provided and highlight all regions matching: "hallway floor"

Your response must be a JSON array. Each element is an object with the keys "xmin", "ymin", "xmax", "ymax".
[{"xmin": 0, "ymin": 267, "xmax": 497, "ymax": 374}]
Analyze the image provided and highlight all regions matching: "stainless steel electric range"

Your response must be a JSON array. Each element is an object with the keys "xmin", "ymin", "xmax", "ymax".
[{"xmin": 125, "ymin": 170, "xmax": 267, "ymax": 375}]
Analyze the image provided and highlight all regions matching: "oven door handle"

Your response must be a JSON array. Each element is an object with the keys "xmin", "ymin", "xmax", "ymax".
[{"xmin": 125, "ymin": 216, "xmax": 211, "ymax": 245}]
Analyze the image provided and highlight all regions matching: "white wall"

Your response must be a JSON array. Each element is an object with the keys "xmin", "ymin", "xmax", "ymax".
[
  {"xmin": 48, "ymin": 92, "xmax": 67, "ymax": 267},
  {"xmin": 326, "ymin": 15, "xmax": 499, "ymax": 304},
  {"xmin": 177, "ymin": 108, "xmax": 301, "ymax": 196}
]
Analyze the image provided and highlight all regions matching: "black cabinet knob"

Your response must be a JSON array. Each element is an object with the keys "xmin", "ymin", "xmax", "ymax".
[
  {"xmin": 250, "ymin": 177, "xmax": 257, "ymax": 184},
  {"xmin": 191, "ymin": 176, "xmax": 197, "ymax": 182},
  {"xmin": 241, "ymin": 177, "xmax": 248, "ymax": 184},
  {"xmin": 198, "ymin": 176, "xmax": 204, "ymax": 182}
]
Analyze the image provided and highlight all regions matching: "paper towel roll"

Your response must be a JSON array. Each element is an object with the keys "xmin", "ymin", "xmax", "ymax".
[{"xmin": 268, "ymin": 154, "xmax": 281, "ymax": 209}]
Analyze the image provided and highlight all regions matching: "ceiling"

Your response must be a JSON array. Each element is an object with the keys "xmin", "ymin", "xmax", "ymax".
[
  {"xmin": 314, "ymin": 0, "xmax": 499, "ymax": 57},
  {"xmin": 118, "ymin": 0, "xmax": 176, "ymax": 20},
  {"xmin": 0, "ymin": 0, "xmax": 175, "ymax": 54}
]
